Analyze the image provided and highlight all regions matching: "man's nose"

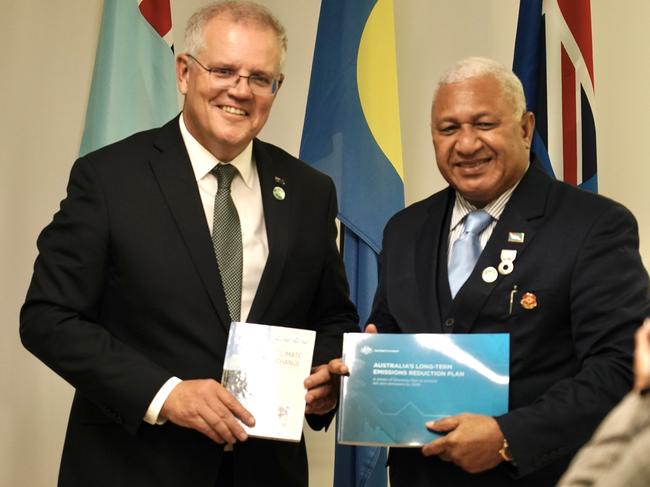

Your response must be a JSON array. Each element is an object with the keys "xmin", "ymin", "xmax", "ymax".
[
  {"xmin": 228, "ymin": 75, "xmax": 254, "ymax": 98},
  {"xmin": 455, "ymin": 126, "xmax": 482, "ymax": 154}
]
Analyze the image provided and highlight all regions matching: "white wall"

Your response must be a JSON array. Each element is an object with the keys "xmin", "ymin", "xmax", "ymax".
[{"xmin": 2, "ymin": 1, "xmax": 648, "ymax": 486}]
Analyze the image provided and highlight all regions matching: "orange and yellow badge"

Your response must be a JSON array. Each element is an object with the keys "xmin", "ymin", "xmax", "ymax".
[{"xmin": 520, "ymin": 292, "xmax": 538, "ymax": 310}]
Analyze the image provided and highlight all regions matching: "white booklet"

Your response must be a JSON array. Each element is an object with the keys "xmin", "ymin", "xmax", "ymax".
[{"xmin": 221, "ymin": 322, "xmax": 316, "ymax": 442}]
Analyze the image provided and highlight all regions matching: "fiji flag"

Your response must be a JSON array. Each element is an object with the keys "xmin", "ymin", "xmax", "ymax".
[
  {"xmin": 300, "ymin": 0, "xmax": 404, "ymax": 486},
  {"xmin": 80, "ymin": 0, "xmax": 177, "ymax": 156},
  {"xmin": 513, "ymin": 0, "xmax": 597, "ymax": 191}
]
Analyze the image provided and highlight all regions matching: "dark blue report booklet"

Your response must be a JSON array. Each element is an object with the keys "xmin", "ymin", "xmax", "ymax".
[{"xmin": 337, "ymin": 333, "xmax": 509, "ymax": 447}]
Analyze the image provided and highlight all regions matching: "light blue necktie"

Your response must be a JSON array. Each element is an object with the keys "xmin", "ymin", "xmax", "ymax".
[{"xmin": 448, "ymin": 210, "xmax": 493, "ymax": 298}]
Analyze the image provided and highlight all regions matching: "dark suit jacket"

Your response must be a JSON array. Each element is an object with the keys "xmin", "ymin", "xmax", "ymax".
[
  {"xmin": 20, "ymin": 117, "xmax": 358, "ymax": 487},
  {"xmin": 369, "ymin": 162, "xmax": 650, "ymax": 486}
]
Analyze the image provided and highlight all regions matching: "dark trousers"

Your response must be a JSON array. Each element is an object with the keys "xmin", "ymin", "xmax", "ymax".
[{"xmin": 215, "ymin": 451, "xmax": 233, "ymax": 486}]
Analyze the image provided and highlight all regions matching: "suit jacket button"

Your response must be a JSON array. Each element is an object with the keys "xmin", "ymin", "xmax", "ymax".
[{"xmin": 444, "ymin": 318, "xmax": 454, "ymax": 328}]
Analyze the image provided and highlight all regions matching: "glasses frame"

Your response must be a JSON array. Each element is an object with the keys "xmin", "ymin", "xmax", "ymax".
[{"xmin": 186, "ymin": 54, "xmax": 283, "ymax": 96}]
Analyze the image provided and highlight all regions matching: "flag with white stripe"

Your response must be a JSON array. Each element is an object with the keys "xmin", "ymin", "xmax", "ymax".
[{"xmin": 513, "ymin": 0, "xmax": 597, "ymax": 191}]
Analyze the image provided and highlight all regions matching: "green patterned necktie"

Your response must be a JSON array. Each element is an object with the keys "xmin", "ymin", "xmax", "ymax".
[{"xmin": 211, "ymin": 164, "xmax": 242, "ymax": 322}]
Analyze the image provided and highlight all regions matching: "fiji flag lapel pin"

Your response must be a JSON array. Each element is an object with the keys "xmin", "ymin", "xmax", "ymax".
[
  {"xmin": 508, "ymin": 232, "xmax": 525, "ymax": 244},
  {"xmin": 273, "ymin": 176, "xmax": 286, "ymax": 201}
]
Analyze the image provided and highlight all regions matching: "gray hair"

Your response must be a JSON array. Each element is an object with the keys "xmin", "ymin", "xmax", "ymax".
[
  {"xmin": 434, "ymin": 57, "xmax": 527, "ymax": 118},
  {"xmin": 184, "ymin": 1, "xmax": 288, "ymax": 69}
]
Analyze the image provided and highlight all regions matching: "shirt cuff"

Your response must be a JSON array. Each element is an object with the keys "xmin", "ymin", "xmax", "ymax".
[{"xmin": 143, "ymin": 377, "xmax": 182, "ymax": 425}]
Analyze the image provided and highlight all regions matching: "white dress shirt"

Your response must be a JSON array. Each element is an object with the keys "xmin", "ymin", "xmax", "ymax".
[
  {"xmin": 447, "ymin": 171, "xmax": 527, "ymax": 262},
  {"xmin": 143, "ymin": 114, "xmax": 269, "ymax": 425},
  {"xmin": 181, "ymin": 116, "xmax": 269, "ymax": 321}
]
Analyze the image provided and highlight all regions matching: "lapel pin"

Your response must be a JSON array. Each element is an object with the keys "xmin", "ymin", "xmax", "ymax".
[
  {"xmin": 498, "ymin": 249, "xmax": 517, "ymax": 275},
  {"xmin": 508, "ymin": 232, "xmax": 525, "ymax": 243},
  {"xmin": 273, "ymin": 186, "xmax": 286, "ymax": 201},
  {"xmin": 520, "ymin": 292, "xmax": 538, "ymax": 310},
  {"xmin": 482, "ymin": 266, "xmax": 498, "ymax": 283},
  {"xmin": 274, "ymin": 176, "xmax": 286, "ymax": 186}
]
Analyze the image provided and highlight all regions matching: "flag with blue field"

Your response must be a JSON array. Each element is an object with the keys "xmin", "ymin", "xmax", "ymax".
[
  {"xmin": 513, "ymin": 0, "xmax": 597, "ymax": 191},
  {"xmin": 300, "ymin": 0, "xmax": 404, "ymax": 485},
  {"xmin": 80, "ymin": 0, "xmax": 177, "ymax": 156}
]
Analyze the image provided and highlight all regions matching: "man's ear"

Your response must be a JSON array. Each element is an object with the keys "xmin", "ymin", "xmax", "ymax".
[
  {"xmin": 176, "ymin": 54, "xmax": 190, "ymax": 95},
  {"xmin": 520, "ymin": 111, "xmax": 535, "ymax": 148}
]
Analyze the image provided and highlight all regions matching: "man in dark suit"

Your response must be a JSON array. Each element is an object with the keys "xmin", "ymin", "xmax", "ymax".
[
  {"xmin": 332, "ymin": 57, "xmax": 649, "ymax": 486},
  {"xmin": 20, "ymin": 2, "xmax": 357, "ymax": 486}
]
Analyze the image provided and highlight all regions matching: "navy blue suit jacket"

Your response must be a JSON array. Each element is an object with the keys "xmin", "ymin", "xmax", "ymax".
[{"xmin": 369, "ymin": 162, "xmax": 649, "ymax": 486}]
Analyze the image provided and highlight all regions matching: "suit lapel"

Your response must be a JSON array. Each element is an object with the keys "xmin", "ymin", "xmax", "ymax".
[
  {"xmin": 148, "ymin": 118, "xmax": 231, "ymax": 330},
  {"xmin": 451, "ymin": 162, "xmax": 551, "ymax": 331},
  {"xmin": 415, "ymin": 189, "xmax": 455, "ymax": 333},
  {"xmin": 247, "ymin": 140, "xmax": 290, "ymax": 323}
]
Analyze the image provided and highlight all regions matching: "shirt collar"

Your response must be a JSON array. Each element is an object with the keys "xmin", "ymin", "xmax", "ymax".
[
  {"xmin": 450, "ymin": 163, "xmax": 529, "ymax": 231},
  {"xmin": 179, "ymin": 113, "xmax": 255, "ymax": 188}
]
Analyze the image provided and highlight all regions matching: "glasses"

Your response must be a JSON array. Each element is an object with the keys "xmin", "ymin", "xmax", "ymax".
[{"xmin": 187, "ymin": 54, "xmax": 283, "ymax": 96}]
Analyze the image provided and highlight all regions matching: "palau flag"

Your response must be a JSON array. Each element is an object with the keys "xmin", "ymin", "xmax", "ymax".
[
  {"xmin": 513, "ymin": 0, "xmax": 597, "ymax": 191},
  {"xmin": 80, "ymin": 0, "xmax": 177, "ymax": 156},
  {"xmin": 300, "ymin": 0, "xmax": 404, "ymax": 486}
]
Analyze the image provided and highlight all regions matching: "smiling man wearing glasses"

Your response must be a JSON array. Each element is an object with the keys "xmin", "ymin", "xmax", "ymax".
[
  {"xmin": 20, "ymin": 2, "xmax": 357, "ymax": 486},
  {"xmin": 177, "ymin": 6, "xmax": 286, "ymax": 164}
]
